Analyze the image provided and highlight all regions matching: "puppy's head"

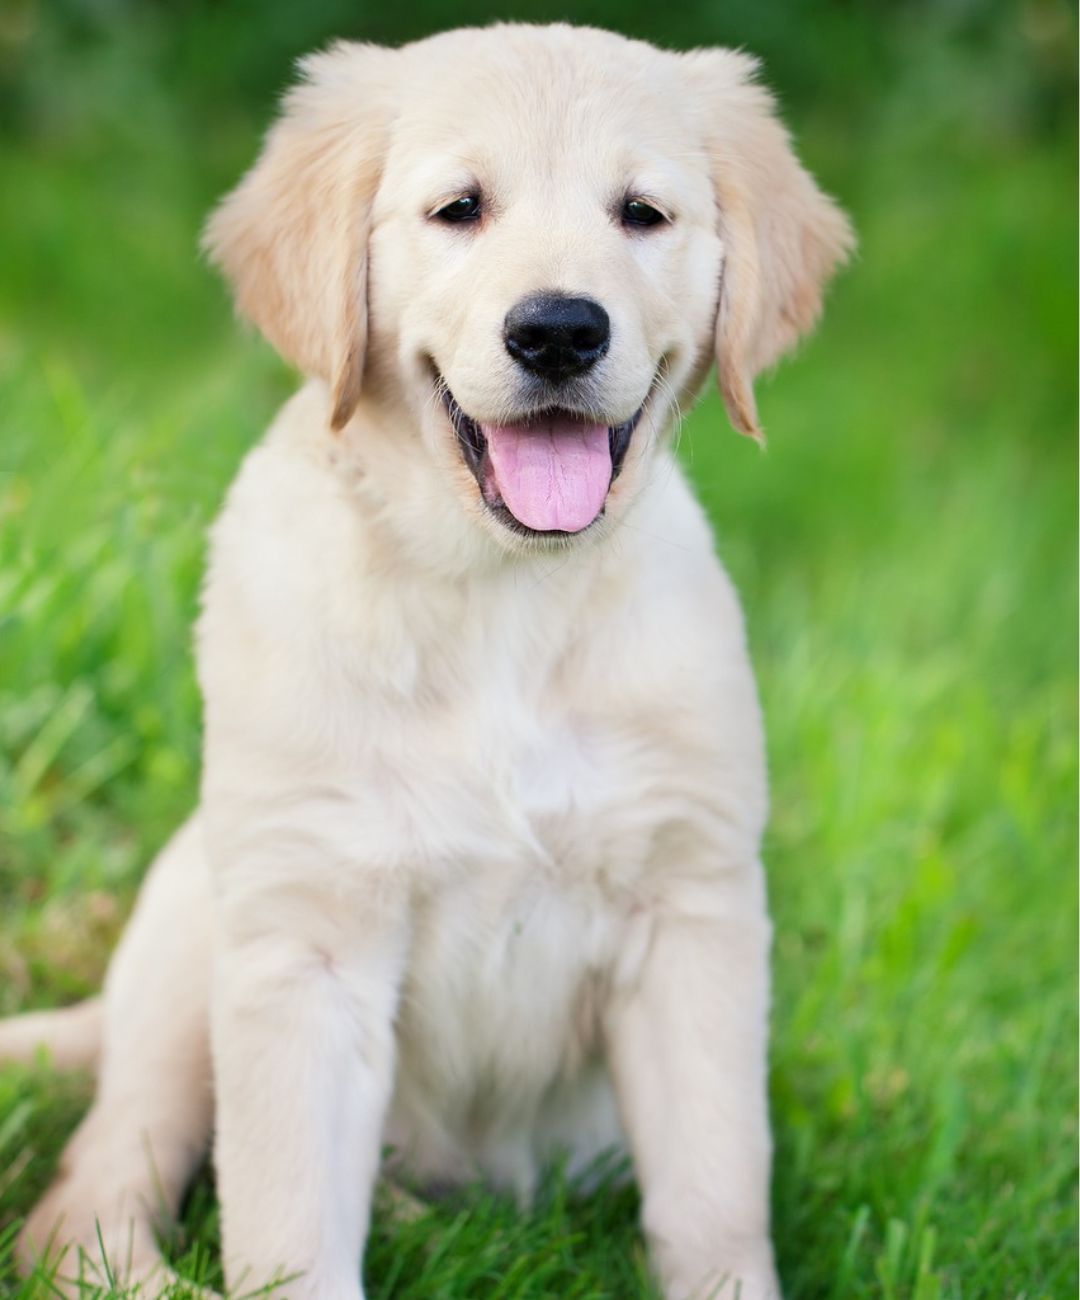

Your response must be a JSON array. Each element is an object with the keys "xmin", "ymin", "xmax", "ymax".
[{"xmin": 205, "ymin": 26, "xmax": 852, "ymax": 552}]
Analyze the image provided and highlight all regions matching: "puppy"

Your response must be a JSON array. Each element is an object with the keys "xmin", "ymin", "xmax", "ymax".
[{"xmin": 0, "ymin": 23, "xmax": 851, "ymax": 1300}]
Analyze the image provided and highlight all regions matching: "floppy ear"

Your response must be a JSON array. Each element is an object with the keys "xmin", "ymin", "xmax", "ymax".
[
  {"xmin": 683, "ymin": 50, "xmax": 854, "ymax": 440},
  {"xmin": 203, "ymin": 42, "xmax": 396, "ymax": 431}
]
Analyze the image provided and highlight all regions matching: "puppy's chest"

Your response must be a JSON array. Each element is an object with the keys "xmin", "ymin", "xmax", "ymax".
[
  {"xmin": 368, "ymin": 692, "xmax": 659, "ymax": 890},
  {"xmin": 401, "ymin": 858, "xmax": 635, "ymax": 1092},
  {"xmin": 383, "ymin": 702, "xmax": 660, "ymax": 1113}
]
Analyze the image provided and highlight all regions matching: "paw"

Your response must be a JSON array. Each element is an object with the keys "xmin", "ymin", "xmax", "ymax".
[
  {"xmin": 18, "ymin": 1170, "xmax": 201, "ymax": 1299},
  {"xmin": 658, "ymin": 1239, "xmax": 781, "ymax": 1300}
]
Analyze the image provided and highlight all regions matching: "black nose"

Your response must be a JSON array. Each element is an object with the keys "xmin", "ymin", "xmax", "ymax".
[{"xmin": 504, "ymin": 293, "xmax": 610, "ymax": 380}]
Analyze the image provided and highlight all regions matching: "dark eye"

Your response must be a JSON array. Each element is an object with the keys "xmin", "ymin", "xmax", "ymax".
[
  {"xmin": 621, "ymin": 198, "xmax": 667, "ymax": 229},
  {"xmin": 435, "ymin": 194, "xmax": 482, "ymax": 223}
]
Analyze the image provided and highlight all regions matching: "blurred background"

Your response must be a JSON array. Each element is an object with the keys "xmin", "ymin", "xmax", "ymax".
[{"xmin": 0, "ymin": 2, "xmax": 1076, "ymax": 1297}]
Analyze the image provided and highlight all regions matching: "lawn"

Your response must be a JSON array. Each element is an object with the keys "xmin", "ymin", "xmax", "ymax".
[{"xmin": 0, "ymin": 3, "xmax": 1076, "ymax": 1298}]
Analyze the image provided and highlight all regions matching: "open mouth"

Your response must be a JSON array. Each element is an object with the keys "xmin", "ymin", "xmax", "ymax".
[{"xmin": 439, "ymin": 383, "xmax": 643, "ymax": 537}]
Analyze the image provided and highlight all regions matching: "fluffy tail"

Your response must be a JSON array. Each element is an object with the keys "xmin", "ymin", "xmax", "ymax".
[{"xmin": 0, "ymin": 997, "xmax": 103, "ymax": 1073}]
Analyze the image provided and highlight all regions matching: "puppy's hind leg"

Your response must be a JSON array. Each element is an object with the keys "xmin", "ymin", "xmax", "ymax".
[{"xmin": 17, "ymin": 814, "xmax": 215, "ymax": 1296}]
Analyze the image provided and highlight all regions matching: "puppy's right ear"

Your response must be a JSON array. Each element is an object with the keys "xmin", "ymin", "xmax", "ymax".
[
  {"xmin": 681, "ymin": 49, "xmax": 854, "ymax": 442},
  {"xmin": 203, "ymin": 42, "xmax": 397, "ymax": 430}
]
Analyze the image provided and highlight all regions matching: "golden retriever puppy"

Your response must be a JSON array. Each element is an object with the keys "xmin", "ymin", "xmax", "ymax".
[{"xmin": 0, "ymin": 23, "xmax": 851, "ymax": 1300}]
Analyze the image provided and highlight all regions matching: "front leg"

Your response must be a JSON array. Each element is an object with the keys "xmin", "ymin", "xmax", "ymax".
[
  {"xmin": 208, "ymin": 803, "xmax": 410, "ymax": 1300},
  {"xmin": 606, "ymin": 869, "xmax": 779, "ymax": 1300}
]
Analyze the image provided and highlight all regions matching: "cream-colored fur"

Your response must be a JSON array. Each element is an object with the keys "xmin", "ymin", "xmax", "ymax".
[{"xmin": 0, "ymin": 24, "xmax": 851, "ymax": 1300}]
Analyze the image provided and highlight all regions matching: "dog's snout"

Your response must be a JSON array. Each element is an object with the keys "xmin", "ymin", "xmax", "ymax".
[{"xmin": 504, "ymin": 293, "xmax": 610, "ymax": 380}]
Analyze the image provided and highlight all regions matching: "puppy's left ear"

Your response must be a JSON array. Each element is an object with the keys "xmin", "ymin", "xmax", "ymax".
[
  {"xmin": 682, "ymin": 50, "xmax": 855, "ymax": 440},
  {"xmin": 203, "ymin": 42, "xmax": 397, "ymax": 431}
]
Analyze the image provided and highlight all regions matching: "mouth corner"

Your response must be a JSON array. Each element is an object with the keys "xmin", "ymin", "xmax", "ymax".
[{"xmin": 434, "ymin": 371, "xmax": 644, "ymax": 540}]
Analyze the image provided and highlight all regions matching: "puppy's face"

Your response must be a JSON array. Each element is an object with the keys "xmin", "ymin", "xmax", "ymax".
[
  {"xmin": 367, "ymin": 47, "xmax": 718, "ymax": 544},
  {"xmin": 205, "ymin": 26, "xmax": 852, "ymax": 554},
  {"xmin": 368, "ymin": 36, "xmax": 719, "ymax": 545}
]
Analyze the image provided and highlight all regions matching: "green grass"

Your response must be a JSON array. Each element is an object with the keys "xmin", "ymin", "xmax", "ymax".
[{"xmin": 0, "ymin": 4, "xmax": 1076, "ymax": 1297}]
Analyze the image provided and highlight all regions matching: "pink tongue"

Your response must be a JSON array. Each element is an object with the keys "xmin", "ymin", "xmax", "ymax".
[{"xmin": 482, "ymin": 416, "xmax": 612, "ymax": 533}]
